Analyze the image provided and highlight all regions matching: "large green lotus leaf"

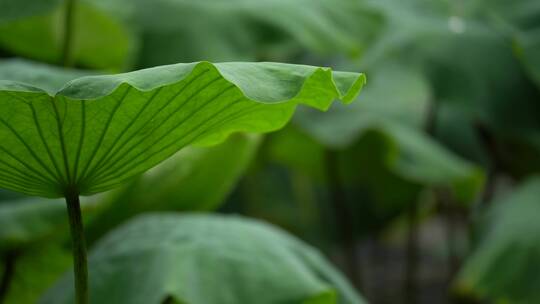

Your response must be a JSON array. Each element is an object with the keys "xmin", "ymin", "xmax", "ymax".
[
  {"xmin": 86, "ymin": 0, "xmax": 382, "ymax": 65},
  {"xmin": 2, "ymin": 245, "xmax": 72, "ymax": 304},
  {"xmin": 0, "ymin": 2, "xmax": 133, "ymax": 70},
  {"xmin": 41, "ymin": 213, "xmax": 366, "ymax": 304},
  {"xmin": 0, "ymin": 60, "xmax": 364, "ymax": 198},
  {"xmin": 456, "ymin": 177, "xmax": 540, "ymax": 303},
  {"xmin": 84, "ymin": 133, "xmax": 261, "ymax": 244},
  {"xmin": 293, "ymin": 62, "xmax": 483, "ymax": 203}
]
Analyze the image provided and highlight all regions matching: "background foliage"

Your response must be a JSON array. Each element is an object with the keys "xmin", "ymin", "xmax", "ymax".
[{"xmin": 0, "ymin": 0, "xmax": 539, "ymax": 303}]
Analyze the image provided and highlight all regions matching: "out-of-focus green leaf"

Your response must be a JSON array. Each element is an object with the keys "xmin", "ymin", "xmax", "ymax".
[
  {"xmin": 360, "ymin": 0, "xmax": 540, "ymax": 178},
  {"xmin": 351, "ymin": 0, "xmax": 540, "ymax": 178},
  {"xmin": 0, "ymin": 59, "xmax": 94, "ymax": 92},
  {"xmin": 0, "ymin": 60, "xmax": 364, "ymax": 198},
  {"xmin": 84, "ymin": 134, "xmax": 261, "ymax": 244},
  {"xmin": 0, "ymin": 0, "xmax": 61, "ymax": 24},
  {"xmin": 294, "ymin": 62, "xmax": 430, "ymax": 148},
  {"xmin": 268, "ymin": 125, "xmax": 326, "ymax": 181},
  {"xmin": 42, "ymin": 213, "xmax": 366, "ymax": 304},
  {"xmin": 338, "ymin": 129, "xmax": 422, "ymax": 233},
  {"xmin": 423, "ymin": 26, "xmax": 540, "ymax": 177},
  {"xmin": 0, "ymin": 197, "xmax": 97, "ymax": 253},
  {"xmin": 0, "ymin": 199, "xmax": 64, "ymax": 252},
  {"xmin": 0, "ymin": 189, "xmax": 23, "ymax": 202},
  {"xmin": 383, "ymin": 124, "xmax": 483, "ymax": 202},
  {"xmin": 3, "ymin": 246, "xmax": 71, "ymax": 304},
  {"xmin": 359, "ymin": 0, "xmax": 486, "ymax": 68},
  {"xmin": 0, "ymin": 2, "xmax": 133, "ymax": 70},
  {"xmin": 456, "ymin": 177, "xmax": 540, "ymax": 303},
  {"xmin": 293, "ymin": 62, "xmax": 483, "ymax": 202},
  {"xmin": 86, "ymin": 0, "xmax": 382, "ymax": 65},
  {"xmin": 482, "ymin": 0, "xmax": 540, "ymax": 87}
]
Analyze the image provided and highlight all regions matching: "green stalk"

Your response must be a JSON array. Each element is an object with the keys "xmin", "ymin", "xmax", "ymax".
[
  {"xmin": 405, "ymin": 100, "xmax": 438, "ymax": 303},
  {"xmin": 65, "ymin": 191, "xmax": 88, "ymax": 304},
  {"xmin": 325, "ymin": 149, "xmax": 361, "ymax": 290},
  {"xmin": 61, "ymin": 0, "xmax": 76, "ymax": 67}
]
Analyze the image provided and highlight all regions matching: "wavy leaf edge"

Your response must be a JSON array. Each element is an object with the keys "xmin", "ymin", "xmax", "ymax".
[{"xmin": 0, "ymin": 61, "xmax": 366, "ymax": 105}]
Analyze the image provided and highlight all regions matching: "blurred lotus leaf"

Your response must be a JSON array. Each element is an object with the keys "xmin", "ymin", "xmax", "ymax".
[
  {"xmin": 0, "ymin": 2, "xmax": 132, "ymax": 70},
  {"xmin": 0, "ymin": 0, "xmax": 61, "ymax": 24},
  {"xmin": 0, "ymin": 199, "xmax": 67, "ymax": 253},
  {"xmin": 41, "ymin": 213, "xmax": 366, "ymax": 304},
  {"xmin": 84, "ymin": 134, "xmax": 261, "ymax": 244},
  {"xmin": 456, "ymin": 177, "xmax": 540, "ymax": 303},
  {"xmin": 1, "ymin": 246, "xmax": 72, "ymax": 304},
  {"xmin": 292, "ymin": 61, "xmax": 483, "ymax": 203},
  {"xmin": 0, "ymin": 59, "xmax": 94, "ymax": 91},
  {"xmin": 482, "ymin": 0, "xmax": 540, "ymax": 87},
  {"xmin": 357, "ymin": 0, "xmax": 540, "ymax": 178},
  {"xmin": 86, "ymin": 0, "xmax": 382, "ymax": 66}
]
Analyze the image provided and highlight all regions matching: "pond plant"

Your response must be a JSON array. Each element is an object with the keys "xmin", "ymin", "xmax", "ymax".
[{"xmin": 0, "ymin": 35, "xmax": 365, "ymax": 304}]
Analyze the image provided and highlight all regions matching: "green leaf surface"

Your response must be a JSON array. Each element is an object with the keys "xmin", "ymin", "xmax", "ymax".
[
  {"xmin": 456, "ymin": 177, "xmax": 540, "ymax": 303},
  {"xmin": 0, "ymin": 196, "xmax": 97, "ymax": 253},
  {"xmin": 87, "ymin": 0, "xmax": 381, "ymax": 65},
  {"xmin": 0, "ymin": 189, "xmax": 23, "ymax": 202},
  {"xmin": 3, "ymin": 246, "xmax": 72, "ymax": 304},
  {"xmin": 41, "ymin": 213, "xmax": 366, "ymax": 304},
  {"xmin": 84, "ymin": 133, "xmax": 261, "ymax": 244},
  {"xmin": 0, "ymin": 60, "xmax": 364, "ymax": 198},
  {"xmin": 0, "ymin": 59, "xmax": 94, "ymax": 93},
  {"xmin": 358, "ymin": 0, "xmax": 487, "ymax": 68},
  {"xmin": 0, "ymin": 0, "xmax": 61, "ymax": 24},
  {"xmin": 421, "ymin": 22, "xmax": 540, "ymax": 176},
  {"xmin": 0, "ymin": 198, "xmax": 64, "ymax": 252},
  {"xmin": 0, "ymin": 2, "xmax": 133, "ymax": 70},
  {"xmin": 352, "ymin": 0, "xmax": 540, "ymax": 174},
  {"xmin": 483, "ymin": 0, "xmax": 540, "ymax": 87}
]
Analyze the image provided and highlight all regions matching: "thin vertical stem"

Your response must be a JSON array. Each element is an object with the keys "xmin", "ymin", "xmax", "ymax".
[
  {"xmin": 61, "ymin": 0, "xmax": 76, "ymax": 67},
  {"xmin": 404, "ymin": 199, "xmax": 419, "ymax": 304},
  {"xmin": 0, "ymin": 251, "xmax": 18, "ymax": 303},
  {"xmin": 475, "ymin": 123, "xmax": 501, "ymax": 207},
  {"xmin": 404, "ymin": 100, "xmax": 438, "ymax": 303},
  {"xmin": 65, "ymin": 191, "xmax": 88, "ymax": 304},
  {"xmin": 325, "ymin": 149, "xmax": 361, "ymax": 289},
  {"xmin": 439, "ymin": 189, "xmax": 461, "ymax": 282}
]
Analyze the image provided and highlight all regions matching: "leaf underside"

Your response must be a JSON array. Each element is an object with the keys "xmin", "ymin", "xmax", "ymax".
[{"xmin": 0, "ymin": 61, "xmax": 364, "ymax": 197}]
